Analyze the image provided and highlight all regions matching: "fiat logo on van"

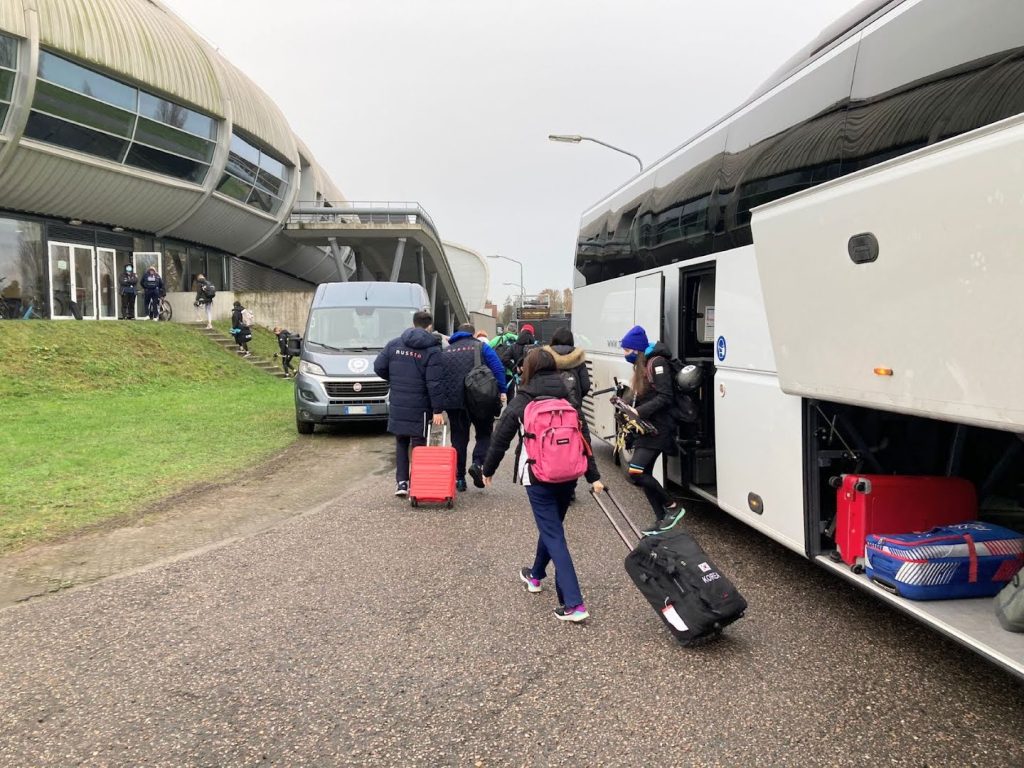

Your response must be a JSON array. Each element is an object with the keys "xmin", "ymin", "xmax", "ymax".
[
  {"xmin": 352, "ymin": 382, "xmax": 363, "ymax": 393},
  {"xmin": 348, "ymin": 358, "xmax": 369, "ymax": 373}
]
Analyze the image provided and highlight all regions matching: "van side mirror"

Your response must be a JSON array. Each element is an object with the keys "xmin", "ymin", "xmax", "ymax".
[{"xmin": 286, "ymin": 336, "xmax": 303, "ymax": 356}]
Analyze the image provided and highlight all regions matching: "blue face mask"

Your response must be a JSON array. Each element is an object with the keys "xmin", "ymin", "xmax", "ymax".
[
  {"xmin": 624, "ymin": 352, "xmax": 638, "ymax": 364},
  {"xmin": 126, "ymin": 266, "xmax": 133, "ymax": 273}
]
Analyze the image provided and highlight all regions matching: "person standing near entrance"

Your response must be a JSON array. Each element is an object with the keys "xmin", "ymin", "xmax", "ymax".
[
  {"xmin": 119, "ymin": 264, "xmax": 138, "ymax": 320},
  {"xmin": 194, "ymin": 274, "xmax": 214, "ymax": 329},
  {"xmin": 619, "ymin": 324, "xmax": 684, "ymax": 533},
  {"xmin": 140, "ymin": 266, "xmax": 164, "ymax": 321},
  {"xmin": 437, "ymin": 323, "xmax": 507, "ymax": 492},
  {"xmin": 373, "ymin": 311, "xmax": 445, "ymax": 497}
]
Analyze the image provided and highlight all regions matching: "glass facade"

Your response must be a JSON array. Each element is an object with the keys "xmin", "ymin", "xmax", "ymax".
[
  {"xmin": 24, "ymin": 50, "xmax": 218, "ymax": 184},
  {"xmin": 0, "ymin": 33, "xmax": 18, "ymax": 132},
  {"xmin": 217, "ymin": 133, "xmax": 291, "ymax": 214},
  {"xmin": 0, "ymin": 218, "xmax": 45, "ymax": 319}
]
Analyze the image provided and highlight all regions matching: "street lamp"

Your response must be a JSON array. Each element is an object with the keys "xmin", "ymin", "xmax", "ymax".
[
  {"xmin": 487, "ymin": 254, "xmax": 524, "ymax": 322},
  {"xmin": 548, "ymin": 134, "xmax": 644, "ymax": 172}
]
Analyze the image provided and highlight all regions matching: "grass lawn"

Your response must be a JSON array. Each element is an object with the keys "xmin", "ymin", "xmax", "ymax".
[
  {"xmin": 0, "ymin": 321, "xmax": 297, "ymax": 554},
  {"xmin": 212, "ymin": 320, "xmax": 282, "ymax": 362}
]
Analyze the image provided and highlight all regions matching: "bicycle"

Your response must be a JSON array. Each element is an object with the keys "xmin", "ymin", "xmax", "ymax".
[{"xmin": 157, "ymin": 297, "xmax": 173, "ymax": 322}]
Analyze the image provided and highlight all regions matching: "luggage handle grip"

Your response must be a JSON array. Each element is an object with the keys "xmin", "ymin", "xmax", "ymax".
[{"xmin": 870, "ymin": 576, "xmax": 900, "ymax": 595}]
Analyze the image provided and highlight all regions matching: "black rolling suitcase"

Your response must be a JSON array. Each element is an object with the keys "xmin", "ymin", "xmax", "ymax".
[{"xmin": 593, "ymin": 489, "xmax": 747, "ymax": 646}]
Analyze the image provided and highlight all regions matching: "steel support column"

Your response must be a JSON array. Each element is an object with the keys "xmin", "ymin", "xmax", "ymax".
[
  {"xmin": 389, "ymin": 237, "xmax": 407, "ymax": 282},
  {"xmin": 444, "ymin": 300, "xmax": 452, "ymax": 334},
  {"xmin": 429, "ymin": 272, "xmax": 437, "ymax": 313},
  {"xmin": 417, "ymin": 247, "xmax": 426, "ymax": 289},
  {"xmin": 327, "ymin": 237, "xmax": 347, "ymax": 281}
]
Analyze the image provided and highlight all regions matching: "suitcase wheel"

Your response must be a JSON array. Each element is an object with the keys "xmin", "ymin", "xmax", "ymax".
[
  {"xmin": 851, "ymin": 563, "xmax": 865, "ymax": 575},
  {"xmin": 410, "ymin": 498, "xmax": 419, "ymax": 508},
  {"xmin": 445, "ymin": 498, "xmax": 453, "ymax": 509}
]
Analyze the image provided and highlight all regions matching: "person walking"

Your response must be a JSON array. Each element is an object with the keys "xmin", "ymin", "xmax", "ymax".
[
  {"xmin": 374, "ymin": 311, "xmax": 445, "ymax": 497},
  {"xmin": 481, "ymin": 348, "xmax": 604, "ymax": 623},
  {"xmin": 139, "ymin": 266, "xmax": 164, "ymax": 321},
  {"xmin": 618, "ymin": 324, "xmax": 684, "ymax": 532},
  {"xmin": 231, "ymin": 301, "xmax": 252, "ymax": 357},
  {"xmin": 274, "ymin": 326, "xmax": 295, "ymax": 377},
  {"xmin": 437, "ymin": 323, "xmax": 508, "ymax": 492},
  {"xmin": 542, "ymin": 327, "xmax": 590, "ymax": 409},
  {"xmin": 118, "ymin": 264, "xmax": 138, "ymax": 320},
  {"xmin": 194, "ymin": 274, "xmax": 214, "ymax": 329}
]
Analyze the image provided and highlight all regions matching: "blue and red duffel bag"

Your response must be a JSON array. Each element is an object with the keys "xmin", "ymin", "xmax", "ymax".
[{"xmin": 865, "ymin": 522, "xmax": 1024, "ymax": 600}]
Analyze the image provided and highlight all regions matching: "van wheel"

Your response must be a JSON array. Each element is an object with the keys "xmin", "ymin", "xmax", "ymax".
[{"xmin": 296, "ymin": 419, "xmax": 315, "ymax": 435}]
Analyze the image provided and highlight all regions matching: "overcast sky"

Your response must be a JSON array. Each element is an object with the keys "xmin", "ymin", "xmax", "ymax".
[{"xmin": 163, "ymin": 0, "xmax": 860, "ymax": 305}]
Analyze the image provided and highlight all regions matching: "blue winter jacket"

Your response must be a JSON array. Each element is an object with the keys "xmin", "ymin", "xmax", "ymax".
[
  {"xmin": 437, "ymin": 331, "xmax": 508, "ymax": 411},
  {"xmin": 374, "ymin": 328, "xmax": 444, "ymax": 436}
]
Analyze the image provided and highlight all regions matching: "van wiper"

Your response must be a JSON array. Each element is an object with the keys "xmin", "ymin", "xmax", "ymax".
[
  {"xmin": 308, "ymin": 340, "xmax": 345, "ymax": 352},
  {"xmin": 341, "ymin": 346, "xmax": 383, "ymax": 352}
]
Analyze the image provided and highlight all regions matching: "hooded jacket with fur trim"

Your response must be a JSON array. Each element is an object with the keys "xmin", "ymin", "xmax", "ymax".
[{"xmin": 542, "ymin": 344, "xmax": 590, "ymax": 407}]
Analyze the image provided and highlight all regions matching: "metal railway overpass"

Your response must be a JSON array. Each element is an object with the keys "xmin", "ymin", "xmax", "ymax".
[{"xmin": 284, "ymin": 201, "xmax": 467, "ymax": 333}]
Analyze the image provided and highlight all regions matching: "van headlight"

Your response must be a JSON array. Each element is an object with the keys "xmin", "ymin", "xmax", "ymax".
[{"xmin": 299, "ymin": 360, "xmax": 326, "ymax": 376}]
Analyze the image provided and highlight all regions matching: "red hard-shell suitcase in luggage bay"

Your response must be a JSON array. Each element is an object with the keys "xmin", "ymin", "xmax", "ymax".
[
  {"xmin": 832, "ymin": 474, "xmax": 977, "ymax": 566},
  {"xmin": 409, "ymin": 425, "xmax": 457, "ymax": 508}
]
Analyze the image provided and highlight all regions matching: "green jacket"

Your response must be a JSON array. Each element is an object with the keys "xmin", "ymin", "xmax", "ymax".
[{"xmin": 489, "ymin": 331, "xmax": 518, "ymax": 348}]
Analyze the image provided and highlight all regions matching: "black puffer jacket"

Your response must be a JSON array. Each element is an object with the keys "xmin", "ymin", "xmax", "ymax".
[
  {"xmin": 119, "ymin": 272, "xmax": 138, "ymax": 296},
  {"xmin": 544, "ymin": 344, "xmax": 590, "ymax": 407},
  {"xmin": 511, "ymin": 330, "xmax": 537, "ymax": 369},
  {"xmin": 374, "ymin": 328, "xmax": 443, "ymax": 436},
  {"xmin": 482, "ymin": 370, "xmax": 600, "ymax": 484},
  {"xmin": 632, "ymin": 341, "xmax": 678, "ymax": 454}
]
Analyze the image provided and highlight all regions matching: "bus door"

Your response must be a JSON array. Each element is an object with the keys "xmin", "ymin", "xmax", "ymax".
[{"xmin": 678, "ymin": 265, "xmax": 717, "ymax": 490}]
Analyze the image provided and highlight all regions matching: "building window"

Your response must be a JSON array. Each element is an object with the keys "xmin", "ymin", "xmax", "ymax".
[
  {"xmin": 23, "ymin": 50, "xmax": 218, "ymax": 184},
  {"xmin": 0, "ymin": 33, "xmax": 18, "ymax": 132},
  {"xmin": 217, "ymin": 133, "xmax": 290, "ymax": 215}
]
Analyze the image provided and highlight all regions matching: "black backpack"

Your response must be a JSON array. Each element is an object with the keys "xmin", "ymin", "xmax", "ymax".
[
  {"xmin": 202, "ymin": 282, "xmax": 217, "ymax": 299},
  {"xmin": 646, "ymin": 355, "xmax": 699, "ymax": 423},
  {"xmin": 494, "ymin": 340, "xmax": 515, "ymax": 370},
  {"xmin": 464, "ymin": 344, "xmax": 500, "ymax": 421},
  {"xmin": 559, "ymin": 368, "xmax": 583, "ymax": 410}
]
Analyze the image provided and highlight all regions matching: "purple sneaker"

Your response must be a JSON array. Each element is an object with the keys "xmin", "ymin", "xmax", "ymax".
[
  {"xmin": 519, "ymin": 567, "xmax": 542, "ymax": 593},
  {"xmin": 554, "ymin": 604, "xmax": 589, "ymax": 622}
]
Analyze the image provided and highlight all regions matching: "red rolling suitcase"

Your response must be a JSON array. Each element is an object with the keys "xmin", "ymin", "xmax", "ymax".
[
  {"xmin": 833, "ymin": 474, "xmax": 977, "ymax": 566},
  {"xmin": 409, "ymin": 425, "xmax": 457, "ymax": 508}
]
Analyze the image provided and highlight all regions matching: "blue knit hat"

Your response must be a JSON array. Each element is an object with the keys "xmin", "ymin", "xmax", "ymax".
[{"xmin": 620, "ymin": 325, "xmax": 649, "ymax": 351}]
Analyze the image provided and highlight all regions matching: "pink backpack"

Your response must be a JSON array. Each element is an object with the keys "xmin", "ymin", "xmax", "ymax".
[{"xmin": 522, "ymin": 397, "xmax": 590, "ymax": 483}]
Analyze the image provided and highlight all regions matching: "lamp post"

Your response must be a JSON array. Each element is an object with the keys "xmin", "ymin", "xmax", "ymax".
[
  {"xmin": 487, "ymin": 254, "xmax": 524, "ymax": 323},
  {"xmin": 548, "ymin": 134, "xmax": 644, "ymax": 172}
]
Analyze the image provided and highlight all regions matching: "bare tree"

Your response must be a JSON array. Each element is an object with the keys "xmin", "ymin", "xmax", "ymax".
[{"xmin": 562, "ymin": 287, "xmax": 573, "ymax": 314}]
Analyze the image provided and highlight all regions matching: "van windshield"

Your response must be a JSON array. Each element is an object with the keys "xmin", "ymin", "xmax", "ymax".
[{"xmin": 306, "ymin": 306, "xmax": 414, "ymax": 352}]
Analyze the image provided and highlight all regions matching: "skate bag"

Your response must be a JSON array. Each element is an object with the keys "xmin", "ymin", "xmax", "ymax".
[
  {"xmin": 464, "ymin": 344, "xmax": 500, "ymax": 421},
  {"xmin": 865, "ymin": 522, "xmax": 1024, "ymax": 600}
]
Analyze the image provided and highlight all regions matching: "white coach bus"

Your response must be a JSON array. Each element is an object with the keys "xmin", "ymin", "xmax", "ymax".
[{"xmin": 572, "ymin": 0, "xmax": 1024, "ymax": 678}]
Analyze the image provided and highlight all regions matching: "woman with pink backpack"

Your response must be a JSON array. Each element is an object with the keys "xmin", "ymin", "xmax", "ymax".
[{"xmin": 482, "ymin": 348, "xmax": 604, "ymax": 623}]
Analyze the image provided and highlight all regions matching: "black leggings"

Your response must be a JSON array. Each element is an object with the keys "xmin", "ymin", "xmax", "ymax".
[{"xmin": 628, "ymin": 446, "xmax": 671, "ymax": 518}]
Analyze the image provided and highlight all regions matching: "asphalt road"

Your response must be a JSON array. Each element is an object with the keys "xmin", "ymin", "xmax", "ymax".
[{"xmin": 1, "ymin": 436, "xmax": 1022, "ymax": 767}]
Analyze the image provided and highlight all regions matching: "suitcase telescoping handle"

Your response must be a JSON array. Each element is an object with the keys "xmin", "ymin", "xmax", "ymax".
[
  {"xmin": 591, "ymin": 488, "xmax": 643, "ymax": 551},
  {"xmin": 423, "ymin": 414, "xmax": 449, "ymax": 447}
]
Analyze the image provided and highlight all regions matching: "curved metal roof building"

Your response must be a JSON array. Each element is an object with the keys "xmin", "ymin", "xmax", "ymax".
[{"xmin": 0, "ymin": 0, "xmax": 469, "ymax": 327}]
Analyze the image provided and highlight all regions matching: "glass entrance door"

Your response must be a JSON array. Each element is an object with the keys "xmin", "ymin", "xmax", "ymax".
[
  {"xmin": 97, "ymin": 248, "xmax": 117, "ymax": 319},
  {"xmin": 48, "ymin": 242, "xmax": 97, "ymax": 319},
  {"xmin": 133, "ymin": 252, "xmax": 161, "ymax": 318}
]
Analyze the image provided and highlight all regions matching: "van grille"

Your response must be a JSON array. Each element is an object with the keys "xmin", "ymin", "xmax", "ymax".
[{"xmin": 324, "ymin": 380, "xmax": 390, "ymax": 398}]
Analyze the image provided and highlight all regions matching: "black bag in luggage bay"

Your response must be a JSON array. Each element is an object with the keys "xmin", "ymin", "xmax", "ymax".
[{"xmin": 594, "ymin": 489, "xmax": 747, "ymax": 646}]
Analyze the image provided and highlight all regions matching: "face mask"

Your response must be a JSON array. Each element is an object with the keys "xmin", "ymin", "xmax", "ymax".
[
  {"xmin": 126, "ymin": 266, "xmax": 133, "ymax": 273},
  {"xmin": 624, "ymin": 352, "xmax": 638, "ymax": 364}
]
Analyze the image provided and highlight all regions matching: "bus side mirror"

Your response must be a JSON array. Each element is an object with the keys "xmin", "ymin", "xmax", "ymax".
[{"xmin": 286, "ymin": 336, "xmax": 303, "ymax": 356}]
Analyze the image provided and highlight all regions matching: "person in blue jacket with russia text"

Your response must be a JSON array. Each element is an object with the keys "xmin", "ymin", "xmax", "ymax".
[
  {"xmin": 374, "ymin": 311, "xmax": 445, "ymax": 497},
  {"xmin": 436, "ymin": 323, "xmax": 508, "ymax": 492}
]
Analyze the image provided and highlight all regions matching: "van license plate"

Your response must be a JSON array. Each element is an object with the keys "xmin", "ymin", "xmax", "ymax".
[{"xmin": 345, "ymin": 406, "xmax": 369, "ymax": 415}]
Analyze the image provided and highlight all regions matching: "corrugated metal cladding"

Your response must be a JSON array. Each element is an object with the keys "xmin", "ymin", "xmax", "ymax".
[
  {"xmin": 0, "ymin": 1, "xmax": 26, "ymax": 37},
  {"xmin": 166, "ymin": 194, "xmax": 277, "ymax": 255},
  {"xmin": 231, "ymin": 257, "xmax": 312, "ymax": 291},
  {"xmin": 34, "ymin": 0, "xmax": 224, "ymax": 116},
  {"xmin": 218, "ymin": 59, "xmax": 297, "ymax": 164},
  {"xmin": 0, "ymin": 144, "xmax": 201, "ymax": 230}
]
